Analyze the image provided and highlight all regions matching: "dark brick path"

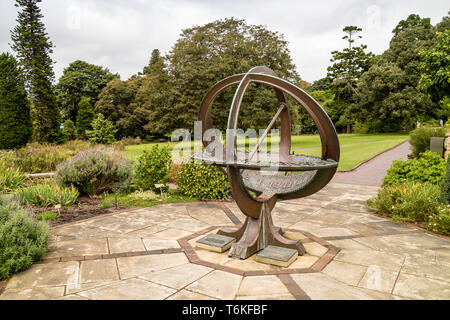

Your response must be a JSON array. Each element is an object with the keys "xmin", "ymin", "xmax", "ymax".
[{"xmin": 332, "ymin": 140, "xmax": 410, "ymax": 187}]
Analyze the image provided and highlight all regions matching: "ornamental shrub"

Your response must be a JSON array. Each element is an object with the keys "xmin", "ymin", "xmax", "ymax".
[
  {"xmin": 382, "ymin": 151, "xmax": 446, "ymax": 187},
  {"xmin": 134, "ymin": 144, "xmax": 171, "ymax": 191},
  {"xmin": 409, "ymin": 126, "xmax": 446, "ymax": 158},
  {"xmin": 16, "ymin": 182, "xmax": 79, "ymax": 207},
  {"xmin": 0, "ymin": 165, "xmax": 26, "ymax": 192},
  {"xmin": 86, "ymin": 114, "xmax": 117, "ymax": 145},
  {"xmin": 0, "ymin": 197, "xmax": 49, "ymax": 280},
  {"xmin": 440, "ymin": 157, "xmax": 450, "ymax": 204},
  {"xmin": 367, "ymin": 182, "xmax": 441, "ymax": 223},
  {"xmin": 55, "ymin": 146, "xmax": 132, "ymax": 195},
  {"xmin": 176, "ymin": 162, "xmax": 230, "ymax": 200},
  {"xmin": 428, "ymin": 212, "xmax": 450, "ymax": 236}
]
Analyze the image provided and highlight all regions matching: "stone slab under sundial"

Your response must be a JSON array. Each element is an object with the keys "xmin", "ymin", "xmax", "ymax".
[
  {"xmin": 196, "ymin": 234, "xmax": 236, "ymax": 253},
  {"xmin": 255, "ymin": 245, "xmax": 298, "ymax": 267}
]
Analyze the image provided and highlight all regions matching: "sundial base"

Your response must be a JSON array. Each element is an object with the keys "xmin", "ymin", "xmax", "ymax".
[
  {"xmin": 255, "ymin": 245, "xmax": 298, "ymax": 268},
  {"xmin": 196, "ymin": 234, "xmax": 236, "ymax": 253},
  {"xmin": 217, "ymin": 201, "xmax": 306, "ymax": 260}
]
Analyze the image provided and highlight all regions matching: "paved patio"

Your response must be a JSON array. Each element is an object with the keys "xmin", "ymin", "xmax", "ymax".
[{"xmin": 1, "ymin": 182, "xmax": 449, "ymax": 300}]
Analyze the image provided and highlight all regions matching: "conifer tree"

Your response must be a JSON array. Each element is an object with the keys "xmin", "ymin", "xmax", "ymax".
[
  {"xmin": 76, "ymin": 97, "xmax": 94, "ymax": 138},
  {"xmin": 10, "ymin": 0, "xmax": 60, "ymax": 142},
  {"xmin": 0, "ymin": 52, "xmax": 32, "ymax": 149}
]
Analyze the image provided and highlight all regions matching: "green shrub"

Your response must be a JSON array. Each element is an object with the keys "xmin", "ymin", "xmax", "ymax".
[
  {"xmin": 382, "ymin": 151, "xmax": 446, "ymax": 187},
  {"xmin": 76, "ymin": 97, "xmax": 94, "ymax": 139},
  {"xmin": 16, "ymin": 182, "xmax": 79, "ymax": 207},
  {"xmin": 440, "ymin": 157, "xmax": 450, "ymax": 204},
  {"xmin": 86, "ymin": 114, "xmax": 117, "ymax": 145},
  {"xmin": 36, "ymin": 211, "xmax": 57, "ymax": 221},
  {"xmin": 427, "ymin": 211, "xmax": 450, "ymax": 236},
  {"xmin": 134, "ymin": 144, "xmax": 171, "ymax": 191},
  {"xmin": 0, "ymin": 166, "xmax": 26, "ymax": 192},
  {"xmin": 352, "ymin": 121, "xmax": 370, "ymax": 134},
  {"xmin": 176, "ymin": 162, "xmax": 231, "ymax": 200},
  {"xmin": 0, "ymin": 140, "xmax": 91, "ymax": 173},
  {"xmin": 367, "ymin": 182, "xmax": 441, "ymax": 223},
  {"xmin": 0, "ymin": 197, "xmax": 50, "ymax": 280},
  {"xmin": 55, "ymin": 146, "xmax": 132, "ymax": 195},
  {"xmin": 409, "ymin": 126, "xmax": 446, "ymax": 157},
  {"xmin": 62, "ymin": 119, "xmax": 77, "ymax": 141}
]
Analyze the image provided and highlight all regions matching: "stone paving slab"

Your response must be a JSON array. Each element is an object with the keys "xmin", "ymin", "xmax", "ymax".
[{"xmin": 1, "ymin": 182, "xmax": 450, "ymax": 300}]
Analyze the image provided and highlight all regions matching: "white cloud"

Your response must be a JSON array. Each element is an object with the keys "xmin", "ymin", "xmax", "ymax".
[{"xmin": 0, "ymin": 0, "xmax": 448, "ymax": 82}]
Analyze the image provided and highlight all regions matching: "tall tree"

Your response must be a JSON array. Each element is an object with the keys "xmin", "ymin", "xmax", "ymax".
[
  {"xmin": 327, "ymin": 26, "xmax": 374, "ymax": 132},
  {"xmin": 0, "ymin": 52, "xmax": 32, "ymax": 149},
  {"xmin": 167, "ymin": 18, "xmax": 300, "ymax": 133},
  {"xmin": 56, "ymin": 60, "xmax": 118, "ymax": 123},
  {"xmin": 349, "ymin": 14, "xmax": 435, "ymax": 132},
  {"xmin": 418, "ymin": 28, "xmax": 450, "ymax": 120},
  {"xmin": 94, "ymin": 76, "xmax": 148, "ymax": 139},
  {"xmin": 142, "ymin": 49, "xmax": 161, "ymax": 75},
  {"xmin": 10, "ymin": 0, "xmax": 60, "ymax": 142},
  {"xmin": 135, "ymin": 57, "xmax": 179, "ymax": 137}
]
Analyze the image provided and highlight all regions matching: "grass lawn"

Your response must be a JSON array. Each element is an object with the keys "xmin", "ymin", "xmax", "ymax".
[{"xmin": 125, "ymin": 133, "xmax": 409, "ymax": 171}]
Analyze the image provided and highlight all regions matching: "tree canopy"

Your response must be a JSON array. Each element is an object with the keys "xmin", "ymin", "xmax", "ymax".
[
  {"xmin": 56, "ymin": 60, "xmax": 118, "ymax": 123},
  {"xmin": 167, "ymin": 17, "xmax": 300, "ymax": 132}
]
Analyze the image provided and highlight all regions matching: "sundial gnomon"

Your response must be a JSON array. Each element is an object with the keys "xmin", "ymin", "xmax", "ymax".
[{"xmin": 193, "ymin": 66, "xmax": 340, "ymax": 260}]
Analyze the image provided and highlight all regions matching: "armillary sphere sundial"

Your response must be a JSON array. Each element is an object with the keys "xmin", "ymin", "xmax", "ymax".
[{"xmin": 193, "ymin": 66, "xmax": 340, "ymax": 261}]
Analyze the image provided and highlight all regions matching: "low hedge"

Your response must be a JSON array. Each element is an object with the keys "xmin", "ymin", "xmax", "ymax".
[
  {"xmin": 382, "ymin": 151, "xmax": 446, "ymax": 187},
  {"xmin": 409, "ymin": 126, "xmax": 446, "ymax": 158},
  {"xmin": 176, "ymin": 162, "xmax": 231, "ymax": 200}
]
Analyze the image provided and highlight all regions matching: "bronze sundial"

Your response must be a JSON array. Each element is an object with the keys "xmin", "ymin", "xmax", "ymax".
[{"xmin": 193, "ymin": 66, "xmax": 340, "ymax": 260}]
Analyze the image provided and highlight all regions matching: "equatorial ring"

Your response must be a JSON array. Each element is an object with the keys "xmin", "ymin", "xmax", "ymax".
[{"xmin": 194, "ymin": 66, "xmax": 340, "ymax": 219}]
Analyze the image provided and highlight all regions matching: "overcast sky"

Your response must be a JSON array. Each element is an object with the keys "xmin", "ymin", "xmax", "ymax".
[{"xmin": 0, "ymin": 0, "xmax": 448, "ymax": 83}]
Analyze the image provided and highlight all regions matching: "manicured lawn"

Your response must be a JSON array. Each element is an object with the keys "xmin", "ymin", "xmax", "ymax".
[{"xmin": 125, "ymin": 133, "xmax": 409, "ymax": 171}]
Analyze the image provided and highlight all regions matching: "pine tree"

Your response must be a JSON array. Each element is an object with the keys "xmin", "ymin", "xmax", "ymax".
[
  {"xmin": 327, "ymin": 26, "xmax": 374, "ymax": 133},
  {"xmin": 76, "ymin": 97, "xmax": 94, "ymax": 138},
  {"xmin": 10, "ymin": 0, "xmax": 60, "ymax": 143},
  {"xmin": 86, "ymin": 114, "xmax": 117, "ymax": 145},
  {"xmin": 0, "ymin": 52, "xmax": 32, "ymax": 149}
]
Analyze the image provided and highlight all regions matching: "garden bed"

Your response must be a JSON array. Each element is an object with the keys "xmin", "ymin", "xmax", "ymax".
[{"xmin": 30, "ymin": 196, "xmax": 129, "ymax": 227}]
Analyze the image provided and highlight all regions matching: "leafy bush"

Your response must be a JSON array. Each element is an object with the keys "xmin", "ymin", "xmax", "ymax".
[
  {"xmin": 440, "ymin": 157, "xmax": 450, "ymax": 204},
  {"xmin": 382, "ymin": 151, "xmax": 446, "ymax": 187},
  {"xmin": 176, "ymin": 162, "xmax": 230, "ymax": 200},
  {"xmin": 352, "ymin": 121, "xmax": 370, "ymax": 134},
  {"xmin": 134, "ymin": 144, "xmax": 171, "ymax": 191},
  {"xmin": 55, "ymin": 146, "xmax": 132, "ymax": 195},
  {"xmin": 409, "ymin": 126, "xmax": 446, "ymax": 157},
  {"xmin": 0, "ymin": 197, "xmax": 49, "ymax": 280},
  {"xmin": 86, "ymin": 114, "xmax": 117, "ymax": 145},
  {"xmin": 367, "ymin": 182, "xmax": 441, "ymax": 223},
  {"xmin": 36, "ymin": 211, "xmax": 57, "ymax": 221},
  {"xmin": 428, "ymin": 211, "xmax": 450, "ymax": 236},
  {"xmin": 0, "ymin": 165, "xmax": 26, "ymax": 192},
  {"xmin": 0, "ymin": 140, "xmax": 91, "ymax": 173},
  {"xmin": 16, "ymin": 182, "xmax": 79, "ymax": 207}
]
